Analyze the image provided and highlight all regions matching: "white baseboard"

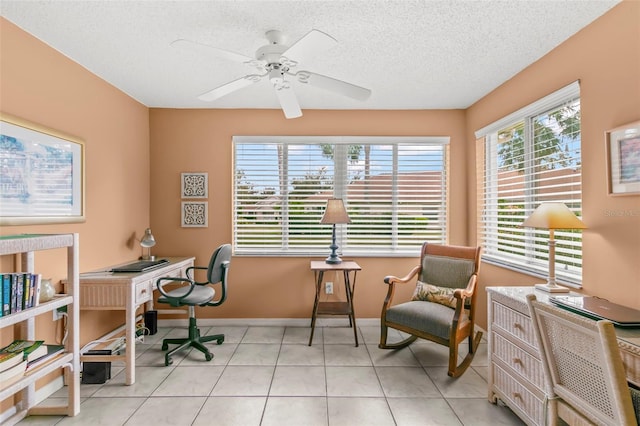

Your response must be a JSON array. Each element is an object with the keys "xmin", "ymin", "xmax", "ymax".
[{"xmin": 158, "ymin": 317, "xmax": 382, "ymax": 328}]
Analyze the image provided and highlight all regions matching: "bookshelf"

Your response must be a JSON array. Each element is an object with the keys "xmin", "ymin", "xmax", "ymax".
[{"xmin": 0, "ymin": 234, "xmax": 80, "ymax": 425}]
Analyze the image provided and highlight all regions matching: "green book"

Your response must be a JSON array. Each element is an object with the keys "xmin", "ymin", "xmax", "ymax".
[
  {"xmin": 0, "ymin": 340, "xmax": 46, "ymax": 362},
  {"xmin": 25, "ymin": 344, "xmax": 65, "ymax": 373},
  {"xmin": 0, "ymin": 350, "xmax": 23, "ymax": 373}
]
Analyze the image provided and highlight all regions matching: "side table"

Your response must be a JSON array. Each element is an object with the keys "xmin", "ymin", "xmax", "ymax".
[{"xmin": 309, "ymin": 260, "xmax": 361, "ymax": 347}]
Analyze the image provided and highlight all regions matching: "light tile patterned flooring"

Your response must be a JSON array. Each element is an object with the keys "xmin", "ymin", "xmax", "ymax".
[{"xmin": 20, "ymin": 325, "xmax": 525, "ymax": 426}]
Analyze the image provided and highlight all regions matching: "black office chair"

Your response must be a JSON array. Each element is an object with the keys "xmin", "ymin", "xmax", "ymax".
[{"xmin": 155, "ymin": 244, "xmax": 231, "ymax": 366}]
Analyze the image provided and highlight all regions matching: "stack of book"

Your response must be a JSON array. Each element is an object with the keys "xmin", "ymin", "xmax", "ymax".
[
  {"xmin": 0, "ymin": 340, "xmax": 65, "ymax": 386},
  {"xmin": 1, "ymin": 273, "xmax": 42, "ymax": 316}
]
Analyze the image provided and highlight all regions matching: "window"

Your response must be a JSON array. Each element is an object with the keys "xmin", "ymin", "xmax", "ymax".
[
  {"xmin": 233, "ymin": 136, "xmax": 449, "ymax": 256},
  {"xmin": 476, "ymin": 82, "xmax": 583, "ymax": 285}
]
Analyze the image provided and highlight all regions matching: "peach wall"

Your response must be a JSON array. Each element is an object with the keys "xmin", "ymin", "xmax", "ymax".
[
  {"xmin": 1, "ymin": 0, "xmax": 638, "ymax": 346},
  {"xmin": 467, "ymin": 0, "xmax": 640, "ymax": 328},
  {"xmin": 0, "ymin": 18, "xmax": 151, "ymax": 346},
  {"xmin": 149, "ymin": 108, "xmax": 468, "ymax": 319}
]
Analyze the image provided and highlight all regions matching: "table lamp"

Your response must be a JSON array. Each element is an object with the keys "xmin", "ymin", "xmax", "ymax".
[
  {"xmin": 522, "ymin": 202, "xmax": 586, "ymax": 293},
  {"xmin": 320, "ymin": 198, "xmax": 351, "ymax": 264},
  {"xmin": 140, "ymin": 228, "xmax": 156, "ymax": 261}
]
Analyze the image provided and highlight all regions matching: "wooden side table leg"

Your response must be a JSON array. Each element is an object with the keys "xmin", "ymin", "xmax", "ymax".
[
  {"xmin": 345, "ymin": 270, "xmax": 358, "ymax": 347},
  {"xmin": 308, "ymin": 270, "xmax": 323, "ymax": 346}
]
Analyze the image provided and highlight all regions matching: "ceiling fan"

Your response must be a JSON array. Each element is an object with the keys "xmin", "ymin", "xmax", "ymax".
[{"xmin": 171, "ymin": 29, "xmax": 372, "ymax": 119}]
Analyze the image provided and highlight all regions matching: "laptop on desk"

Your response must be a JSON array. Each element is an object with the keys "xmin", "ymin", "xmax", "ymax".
[
  {"xmin": 110, "ymin": 259, "xmax": 169, "ymax": 273},
  {"xmin": 550, "ymin": 295, "xmax": 640, "ymax": 328}
]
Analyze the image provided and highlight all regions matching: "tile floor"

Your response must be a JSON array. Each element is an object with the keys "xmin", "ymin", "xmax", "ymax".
[{"xmin": 20, "ymin": 325, "xmax": 525, "ymax": 426}]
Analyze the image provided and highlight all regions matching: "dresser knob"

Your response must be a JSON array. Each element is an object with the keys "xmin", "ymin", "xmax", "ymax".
[{"xmin": 513, "ymin": 358, "xmax": 523, "ymax": 366}]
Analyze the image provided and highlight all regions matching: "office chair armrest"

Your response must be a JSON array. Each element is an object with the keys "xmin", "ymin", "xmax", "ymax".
[
  {"xmin": 383, "ymin": 265, "xmax": 421, "ymax": 285},
  {"xmin": 185, "ymin": 266, "xmax": 210, "ymax": 285},
  {"xmin": 203, "ymin": 261, "xmax": 230, "ymax": 307},
  {"xmin": 156, "ymin": 276, "xmax": 196, "ymax": 301}
]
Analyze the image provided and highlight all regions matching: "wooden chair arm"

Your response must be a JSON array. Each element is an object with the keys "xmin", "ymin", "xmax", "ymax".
[
  {"xmin": 452, "ymin": 274, "xmax": 478, "ymax": 326},
  {"xmin": 453, "ymin": 274, "xmax": 477, "ymax": 301},
  {"xmin": 383, "ymin": 265, "xmax": 421, "ymax": 285},
  {"xmin": 382, "ymin": 265, "xmax": 421, "ymax": 315}
]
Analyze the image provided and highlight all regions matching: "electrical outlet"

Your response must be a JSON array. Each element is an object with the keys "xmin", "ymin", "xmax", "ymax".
[
  {"xmin": 53, "ymin": 305, "xmax": 67, "ymax": 321},
  {"xmin": 325, "ymin": 281, "xmax": 333, "ymax": 294}
]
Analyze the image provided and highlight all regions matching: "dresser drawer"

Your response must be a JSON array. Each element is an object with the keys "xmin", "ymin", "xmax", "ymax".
[
  {"xmin": 135, "ymin": 280, "xmax": 153, "ymax": 304},
  {"xmin": 493, "ymin": 332, "xmax": 545, "ymax": 389},
  {"xmin": 492, "ymin": 301, "xmax": 537, "ymax": 348},
  {"xmin": 493, "ymin": 363, "xmax": 545, "ymax": 425}
]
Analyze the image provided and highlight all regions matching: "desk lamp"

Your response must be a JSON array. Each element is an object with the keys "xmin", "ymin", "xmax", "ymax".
[
  {"xmin": 522, "ymin": 203, "xmax": 586, "ymax": 293},
  {"xmin": 320, "ymin": 198, "xmax": 351, "ymax": 264},
  {"xmin": 140, "ymin": 228, "xmax": 156, "ymax": 261}
]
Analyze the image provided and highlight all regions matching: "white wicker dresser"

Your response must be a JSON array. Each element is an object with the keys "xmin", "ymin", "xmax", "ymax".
[{"xmin": 486, "ymin": 286, "xmax": 640, "ymax": 426}]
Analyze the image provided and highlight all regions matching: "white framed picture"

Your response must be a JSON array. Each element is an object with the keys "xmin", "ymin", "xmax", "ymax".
[
  {"xmin": 606, "ymin": 121, "xmax": 640, "ymax": 195},
  {"xmin": 181, "ymin": 172, "xmax": 208, "ymax": 199},
  {"xmin": 181, "ymin": 201, "xmax": 208, "ymax": 227}
]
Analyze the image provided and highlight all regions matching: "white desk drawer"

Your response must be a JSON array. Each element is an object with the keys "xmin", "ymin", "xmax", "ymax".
[
  {"xmin": 493, "ymin": 331, "xmax": 545, "ymax": 389},
  {"xmin": 135, "ymin": 280, "xmax": 152, "ymax": 304},
  {"xmin": 492, "ymin": 301, "xmax": 536, "ymax": 348},
  {"xmin": 493, "ymin": 363, "xmax": 545, "ymax": 425}
]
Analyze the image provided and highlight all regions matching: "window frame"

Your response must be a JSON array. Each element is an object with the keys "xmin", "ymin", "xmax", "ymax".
[
  {"xmin": 232, "ymin": 135, "xmax": 450, "ymax": 257},
  {"xmin": 475, "ymin": 81, "xmax": 583, "ymax": 286}
]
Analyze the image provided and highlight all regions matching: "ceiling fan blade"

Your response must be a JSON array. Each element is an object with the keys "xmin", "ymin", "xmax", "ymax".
[
  {"xmin": 198, "ymin": 75, "xmax": 262, "ymax": 102},
  {"xmin": 281, "ymin": 29, "xmax": 337, "ymax": 65},
  {"xmin": 295, "ymin": 71, "xmax": 371, "ymax": 101},
  {"xmin": 171, "ymin": 39, "xmax": 255, "ymax": 64},
  {"xmin": 273, "ymin": 85, "xmax": 302, "ymax": 119}
]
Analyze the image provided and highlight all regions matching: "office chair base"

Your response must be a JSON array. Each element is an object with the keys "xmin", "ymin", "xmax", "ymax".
[{"xmin": 161, "ymin": 318, "xmax": 224, "ymax": 366}]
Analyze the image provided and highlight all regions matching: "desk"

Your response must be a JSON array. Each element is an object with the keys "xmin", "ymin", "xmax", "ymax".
[
  {"xmin": 309, "ymin": 261, "xmax": 361, "ymax": 347},
  {"xmin": 77, "ymin": 257, "xmax": 194, "ymax": 385},
  {"xmin": 487, "ymin": 286, "xmax": 640, "ymax": 425}
]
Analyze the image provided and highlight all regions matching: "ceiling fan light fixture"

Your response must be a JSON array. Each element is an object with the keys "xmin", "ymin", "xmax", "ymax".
[
  {"xmin": 268, "ymin": 68, "xmax": 284, "ymax": 85},
  {"xmin": 174, "ymin": 29, "xmax": 371, "ymax": 118}
]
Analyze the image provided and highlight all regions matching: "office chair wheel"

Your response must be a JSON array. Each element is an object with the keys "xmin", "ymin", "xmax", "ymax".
[
  {"xmin": 161, "ymin": 342, "xmax": 168, "ymax": 351},
  {"xmin": 205, "ymin": 352, "xmax": 213, "ymax": 361},
  {"xmin": 165, "ymin": 355, "xmax": 173, "ymax": 366},
  {"xmin": 216, "ymin": 336, "xmax": 224, "ymax": 345}
]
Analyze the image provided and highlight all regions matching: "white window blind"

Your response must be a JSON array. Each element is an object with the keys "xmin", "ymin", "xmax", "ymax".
[
  {"xmin": 476, "ymin": 82, "xmax": 583, "ymax": 285},
  {"xmin": 233, "ymin": 136, "xmax": 449, "ymax": 256}
]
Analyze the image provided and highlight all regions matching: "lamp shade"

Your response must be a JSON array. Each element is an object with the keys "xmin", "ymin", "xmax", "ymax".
[
  {"xmin": 522, "ymin": 203, "xmax": 586, "ymax": 230},
  {"xmin": 320, "ymin": 198, "xmax": 351, "ymax": 224},
  {"xmin": 140, "ymin": 228, "xmax": 156, "ymax": 248}
]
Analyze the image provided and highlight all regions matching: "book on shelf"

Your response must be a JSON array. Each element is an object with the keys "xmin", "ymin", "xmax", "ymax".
[
  {"xmin": 1, "ymin": 273, "xmax": 11, "ymax": 316},
  {"xmin": 0, "ymin": 350, "xmax": 24, "ymax": 373},
  {"xmin": 0, "ymin": 340, "xmax": 46, "ymax": 362},
  {"xmin": 25, "ymin": 344, "xmax": 65, "ymax": 373},
  {"xmin": 0, "ymin": 359, "xmax": 27, "ymax": 385},
  {"xmin": 0, "ymin": 272, "xmax": 42, "ymax": 317}
]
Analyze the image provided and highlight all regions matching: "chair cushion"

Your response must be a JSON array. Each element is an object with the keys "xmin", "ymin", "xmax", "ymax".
[
  {"xmin": 420, "ymin": 254, "xmax": 475, "ymax": 289},
  {"xmin": 386, "ymin": 300, "xmax": 468, "ymax": 340},
  {"xmin": 411, "ymin": 281, "xmax": 457, "ymax": 309},
  {"xmin": 157, "ymin": 285, "xmax": 215, "ymax": 307}
]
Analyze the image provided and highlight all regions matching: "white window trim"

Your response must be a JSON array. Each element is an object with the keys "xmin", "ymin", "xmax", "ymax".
[
  {"xmin": 476, "ymin": 81, "xmax": 583, "ymax": 287},
  {"xmin": 233, "ymin": 135, "xmax": 450, "ymax": 257}
]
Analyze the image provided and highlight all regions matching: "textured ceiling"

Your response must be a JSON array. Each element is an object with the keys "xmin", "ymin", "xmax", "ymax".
[{"xmin": 0, "ymin": 0, "xmax": 620, "ymax": 111}]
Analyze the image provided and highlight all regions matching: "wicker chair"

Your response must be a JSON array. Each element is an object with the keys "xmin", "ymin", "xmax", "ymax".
[
  {"xmin": 379, "ymin": 242, "xmax": 482, "ymax": 378},
  {"xmin": 526, "ymin": 294, "xmax": 640, "ymax": 425}
]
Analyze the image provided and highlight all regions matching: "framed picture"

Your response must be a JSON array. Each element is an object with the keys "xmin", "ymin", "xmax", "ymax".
[
  {"xmin": 181, "ymin": 201, "xmax": 208, "ymax": 227},
  {"xmin": 181, "ymin": 172, "xmax": 208, "ymax": 199},
  {"xmin": 0, "ymin": 113, "xmax": 85, "ymax": 225},
  {"xmin": 606, "ymin": 120, "xmax": 640, "ymax": 195}
]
